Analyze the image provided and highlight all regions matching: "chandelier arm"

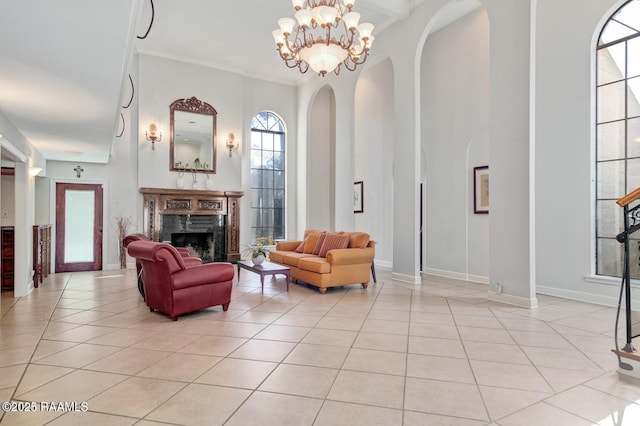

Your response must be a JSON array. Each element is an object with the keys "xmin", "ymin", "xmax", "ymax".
[
  {"xmin": 339, "ymin": 30, "xmax": 356, "ymax": 50},
  {"xmin": 283, "ymin": 57, "xmax": 302, "ymax": 69}
]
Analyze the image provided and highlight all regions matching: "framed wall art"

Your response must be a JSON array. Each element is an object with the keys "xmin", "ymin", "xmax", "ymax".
[
  {"xmin": 473, "ymin": 166, "xmax": 489, "ymax": 214},
  {"xmin": 354, "ymin": 181, "xmax": 364, "ymax": 213}
]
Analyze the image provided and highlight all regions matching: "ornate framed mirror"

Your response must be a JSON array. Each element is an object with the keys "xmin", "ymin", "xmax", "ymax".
[{"xmin": 170, "ymin": 96, "xmax": 217, "ymax": 174}]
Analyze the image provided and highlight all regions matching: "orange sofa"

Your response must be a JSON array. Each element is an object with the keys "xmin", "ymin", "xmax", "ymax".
[{"xmin": 269, "ymin": 230, "xmax": 375, "ymax": 294}]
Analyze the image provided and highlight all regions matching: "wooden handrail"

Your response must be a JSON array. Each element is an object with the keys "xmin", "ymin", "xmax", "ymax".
[{"xmin": 617, "ymin": 187, "xmax": 640, "ymax": 207}]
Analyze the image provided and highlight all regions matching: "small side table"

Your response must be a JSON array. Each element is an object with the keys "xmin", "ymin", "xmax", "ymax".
[{"xmin": 237, "ymin": 260, "xmax": 291, "ymax": 294}]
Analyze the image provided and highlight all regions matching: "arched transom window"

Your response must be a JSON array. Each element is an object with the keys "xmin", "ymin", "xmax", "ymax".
[{"xmin": 596, "ymin": 0, "xmax": 640, "ymax": 277}]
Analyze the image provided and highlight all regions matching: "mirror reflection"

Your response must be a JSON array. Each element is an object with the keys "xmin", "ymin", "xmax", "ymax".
[{"xmin": 170, "ymin": 97, "xmax": 217, "ymax": 174}]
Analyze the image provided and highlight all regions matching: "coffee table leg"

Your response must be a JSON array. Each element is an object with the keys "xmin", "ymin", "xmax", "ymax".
[
  {"xmin": 260, "ymin": 274, "xmax": 265, "ymax": 294},
  {"xmin": 286, "ymin": 272, "xmax": 290, "ymax": 291}
]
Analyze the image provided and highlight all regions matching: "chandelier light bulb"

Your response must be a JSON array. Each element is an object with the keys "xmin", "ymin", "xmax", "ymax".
[
  {"xmin": 342, "ymin": 12, "xmax": 360, "ymax": 30},
  {"xmin": 272, "ymin": 29, "xmax": 285, "ymax": 45},
  {"xmin": 295, "ymin": 9, "xmax": 313, "ymax": 27},
  {"xmin": 273, "ymin": 0, "xmax": 375, "ymax": 76},
  {"xmin": 356, "ymin": 22, "xmax": 374, "ymax": 39},
  {"xmin": 291, "ymin": 0, "xmax": 305, "ymax": 10},
  {"xmin": 278, "ymin": 17, "xmax": 296, "ymax": 35}
]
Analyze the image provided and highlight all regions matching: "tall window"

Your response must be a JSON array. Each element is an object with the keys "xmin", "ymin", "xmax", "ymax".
[
  {"xmin": 250, "ymin": 112, "xmax": 285, "ymax": 243},
  {"xmin": 596, "ymin": 0, "xmax": 640, "ymax": 277}
]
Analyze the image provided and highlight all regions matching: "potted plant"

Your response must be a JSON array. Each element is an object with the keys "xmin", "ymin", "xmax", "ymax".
[
  {"xmin": 190, "ymin": 158, "xmax": 199, "ymax": 187},
  {"xmin": 202, "ymin": 161, "xmax": 213, "ymax": 189},
  {"xmin": 174, "ymin": 161, "xmax": 187, "ymax": 188},
  {"xmin": 243, "ymin": 237, "xmax": 274, "ymax": 265},
  {"xmin": 113, "ymin": 215, "xmax": 132, "ymax": 269}
]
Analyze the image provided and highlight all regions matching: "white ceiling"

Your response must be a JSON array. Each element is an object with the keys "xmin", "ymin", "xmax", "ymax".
[{"xmin": 0, "ymin": 0, "xmax": 478, "ymax": 165}]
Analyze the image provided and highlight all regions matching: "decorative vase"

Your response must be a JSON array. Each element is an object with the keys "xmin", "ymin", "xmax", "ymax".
[
  {"xmin": 252, "ymin": 254, "xmax": 265, "ymax": 265},
  {"xmin": 176, "ymin": 177, "xmax": 185, "ymax": 189},
  {"xmin": 205, "ymin": 177, "xmax": 213, "ymax": 190}
]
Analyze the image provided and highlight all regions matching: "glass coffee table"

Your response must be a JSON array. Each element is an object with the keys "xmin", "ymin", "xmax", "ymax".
[{"xmin": 236, "ymin": 260, "xmax": 290, "ymax": 293}]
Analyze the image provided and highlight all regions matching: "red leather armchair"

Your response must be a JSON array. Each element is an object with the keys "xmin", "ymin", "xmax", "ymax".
[
  {"xmin": 126, "ymin": 241, "xmax": 234, "ymax": 320},
  {"xmin": 123, "ymin": 233, "xmax": 202, "ymax": 297},
  {"xmin": 123, "ymin": 233, "xmax": 201, "ymax": 272}
]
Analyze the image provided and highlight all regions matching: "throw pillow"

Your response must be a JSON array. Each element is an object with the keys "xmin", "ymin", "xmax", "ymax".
[
  {"xmin": 312, "ymin": 233, "xmax": 327, "ymax": 255},
  {"xmin": 303, "ymin": 232, "xmax": 321, "ymax": 253},
  {"xmin": 295, "ymin": 239, "xmax": 307, "ymax": 253},
  {"xmin": 318, "ymin": 234, "xmax": 350, "ymax": 257}
]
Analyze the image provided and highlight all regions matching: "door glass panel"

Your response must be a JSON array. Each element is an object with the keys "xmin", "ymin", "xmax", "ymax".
[{"xmin": 64, "ymin": 190, "xmax": 94, "ymax": 263}]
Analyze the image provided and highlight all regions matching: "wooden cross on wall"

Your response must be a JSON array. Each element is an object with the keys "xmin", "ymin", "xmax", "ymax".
[{"xmin": 74, "ymin": 165, "xmax": 84, "ymax": 178}]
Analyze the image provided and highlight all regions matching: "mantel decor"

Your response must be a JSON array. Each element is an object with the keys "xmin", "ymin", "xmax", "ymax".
[{"xmin": 140, "ymin": 188, "xmax": 243, "ymax": 261}]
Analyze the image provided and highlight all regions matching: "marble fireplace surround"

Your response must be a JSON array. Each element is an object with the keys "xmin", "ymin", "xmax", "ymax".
[{"xmin": 140, "ymin": 188, "xmax": 243, "ymax": 262}]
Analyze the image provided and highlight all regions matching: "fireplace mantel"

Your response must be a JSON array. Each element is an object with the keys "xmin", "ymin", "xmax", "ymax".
[{"xmin": 140, "ymin": 188, "xmax": 243, "ymax": 261}]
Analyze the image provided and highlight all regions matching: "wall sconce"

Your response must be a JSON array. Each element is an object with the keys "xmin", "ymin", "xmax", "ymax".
[
  {"xmin": 145, "ymin": 123, "xmax": 162, "ymax": 150},
  {"xmin": 28, "ymin": 166, "xmax": 42, "ymax": 177},
  {"xmin": 226, "ymin": 133, "xmax": 239, "ymax": 157}
]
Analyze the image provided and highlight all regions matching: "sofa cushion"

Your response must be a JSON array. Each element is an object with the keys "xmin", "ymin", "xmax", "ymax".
[
  {"xmin": 295, "ymin": 238, "xmax": 307, "ymax": 253},
  {"xmin": 318, "ymin": 233, "xmax": 350, "ymax": 257},
  {"xmin": 347, "ymin": 232, "xmax": 370, "ymax": 249},
  {"xmin": 281, "ymin": 252, "xmax": 316, "ymax": 267},
  {"xmin": 298, "ymin": 257, "xmax": 331, "ymax": 274}
]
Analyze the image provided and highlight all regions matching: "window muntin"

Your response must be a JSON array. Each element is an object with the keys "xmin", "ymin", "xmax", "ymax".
[{"xmin": 250, "ymin": 112, "xmax": 285, "ymax": 243}]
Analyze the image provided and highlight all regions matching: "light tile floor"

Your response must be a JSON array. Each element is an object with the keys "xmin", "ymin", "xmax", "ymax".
[{"xmin": 1, "ymin": 268, "xmax": 639, "ymax": 425}]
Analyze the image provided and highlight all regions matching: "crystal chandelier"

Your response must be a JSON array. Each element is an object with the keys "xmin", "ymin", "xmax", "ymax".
[{"xmin": 272, "ymin": 0, "xmax": 375, "ymax": 76}]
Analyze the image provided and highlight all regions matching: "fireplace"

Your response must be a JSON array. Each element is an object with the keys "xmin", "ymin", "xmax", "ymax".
[
  {"xmin": 140, "ymin": 188, "xmax": 243, "ymax": 262},
  {"xmin": 161, "ymin": 214, "xmax": 226, "ymax": 263}
]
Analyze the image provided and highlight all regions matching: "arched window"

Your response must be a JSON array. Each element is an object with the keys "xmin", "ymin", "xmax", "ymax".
[
  {"xmin": 250, "ymin": 112, "xmax": 286, "ymax": 242},
  {"xmin": 596, "ymin": 0, "xmax": 640, "ymax": 277}
]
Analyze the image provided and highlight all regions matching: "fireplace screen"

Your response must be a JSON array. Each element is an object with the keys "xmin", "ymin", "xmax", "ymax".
[{"xmin": 160, "ymin": 214, "xmax": 226, "ymax": 262}]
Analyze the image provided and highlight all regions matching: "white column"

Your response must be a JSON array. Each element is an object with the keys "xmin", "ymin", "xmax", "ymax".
[
  {"xmin": 483, "ymin": 0, "xmax": 536, "ymax": 306},
  {"xmin": 14, "ymin": 162, "xmax": 33, "ymax": 297}
]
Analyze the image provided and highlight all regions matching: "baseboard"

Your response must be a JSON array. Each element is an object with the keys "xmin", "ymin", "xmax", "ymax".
[
  {"xmin": 391, "ymin": 272, "xmax": 422, "ymax": 284},
  {"xmin": 105, "ymin": 263, "xmax": 135, "ymax": 271},
  {"xmin": 373, "ymin": 259, "xmax": 392, "ymax": 269},
  {"xmin": 423, "ymin": 268, "xmax": 489, "ymax": 285},
  {"xmin": 536, "ymin": 285, "xmax": 640, "ymax": 310},
  {"xmin": 486, "ymin": 291, "xmax": 538, "ymax": 308}
]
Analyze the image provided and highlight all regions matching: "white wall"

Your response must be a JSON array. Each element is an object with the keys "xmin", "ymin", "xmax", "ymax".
[
  {"xmin": 1, "ymin": 175, "xmax": 15, "ymax": 226},
  {"xmin": 34, "ymin": 177, "xmax": 50, "ymax": 225},
  {"xmin": 46, "ymin": 124, "xmax": 139, "ymax": 270},
  {"xmin": 535, "ymin": 0, "xmax": 629, "ymax": 305},
  {"xmin": 421, "ymin": 8, "xmax": 490, "ymax": 282},
  {"xmin": 45, "ymin": 84, "xmax": 139, "ymax": 271},
  {"xmin": 137, "ymin": 55, "xmax": 245, "ymax": 191},
  {"xmin": 137, "ymin": 54, "xmax": 298, "ymax": 251},
  {"xmin": 240, "ymin": 78, "xmax": 298, "ymax": 241},
  {"xmin": 354, "ymin": 59, "xmax": 395, "ymax": 267},
  {"xmin": 307, "ymin": 86, "xmax": 334, "ymax": 231}
]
